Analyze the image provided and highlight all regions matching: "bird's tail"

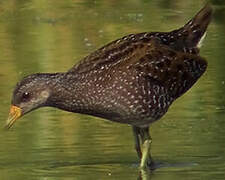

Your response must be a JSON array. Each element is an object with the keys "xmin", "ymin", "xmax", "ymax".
[{"xmin": 169, "ymin": 3, "xmax": 213, "ymax": 54}]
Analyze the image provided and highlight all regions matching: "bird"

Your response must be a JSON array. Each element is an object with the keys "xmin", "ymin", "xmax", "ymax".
[{"xmin": 6, "ymin": 4, "xmax": 212, "ymax": 170}]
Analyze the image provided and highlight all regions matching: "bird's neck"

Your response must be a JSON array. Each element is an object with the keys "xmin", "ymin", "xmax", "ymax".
[{"xmin": 46, "ymin": 72, "xmax": 91, "ymax": 114}]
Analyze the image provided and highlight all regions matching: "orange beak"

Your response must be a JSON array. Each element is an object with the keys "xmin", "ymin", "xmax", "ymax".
[{"xmin": 5, "ymin": 105, "xmax": 22, "ymax": 129}]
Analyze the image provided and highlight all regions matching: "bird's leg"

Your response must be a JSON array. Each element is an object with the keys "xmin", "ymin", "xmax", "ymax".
[
  {"xmin": 139, "ymin": 127, "xmax": 153, "ymax": 169},
  {"xmin": 132, "ymin": 126, "xmax": 154, "ymax": 169},
  {"xmin": 132, "ymin": 126, "xmax": 142, "ymax": 159}
]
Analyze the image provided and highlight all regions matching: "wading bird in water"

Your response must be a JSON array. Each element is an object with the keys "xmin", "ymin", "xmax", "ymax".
[{"xmin": 6, "ymin": 4, "xmax": 212, "ymax": 169}]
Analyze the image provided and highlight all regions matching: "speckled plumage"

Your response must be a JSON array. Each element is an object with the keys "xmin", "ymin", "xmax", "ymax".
[
  {"xmin": 8, "ymin": 4, "xmax": 212, "ymax": 169},
  {"xmin": 12, "ymin": 4, "xmax": 212, "ymax": 127}
]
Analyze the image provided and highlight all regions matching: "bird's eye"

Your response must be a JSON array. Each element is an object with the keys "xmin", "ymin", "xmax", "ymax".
[{"xmin": 22, "ymin": 92, "xmax": 30, "ymax": 101}]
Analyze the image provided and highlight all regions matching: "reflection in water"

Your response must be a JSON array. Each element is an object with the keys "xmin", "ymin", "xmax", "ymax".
[
  {"xmin": 138, "ymin": 169, "xmax": 151, "ymax": 180},
  {"xmin": 137, "ymin": 161, "xmax": 200, "ymax": 180},
  {"xmin": 0, "ymin": 0, "xmax": 225, "ymax": 180}
]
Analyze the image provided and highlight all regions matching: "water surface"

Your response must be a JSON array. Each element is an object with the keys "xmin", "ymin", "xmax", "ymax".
[{"xmin": 0, "ymin": 0, "xmax": 225, "ymax": 179}]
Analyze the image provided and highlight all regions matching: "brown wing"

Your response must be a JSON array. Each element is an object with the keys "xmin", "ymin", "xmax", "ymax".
[
  {"xmin": 68, "ymin": 33, "xmax": 152, "ymax": 74},
  {"xmin": 68, "ymin": 3, "xmax": 212, "ymax": 75},
  {"xmin": 130, "ymin": 39, "xmax": 207, "ymax": 99}
]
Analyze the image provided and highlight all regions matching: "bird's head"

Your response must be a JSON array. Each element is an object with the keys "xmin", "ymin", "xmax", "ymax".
[{"xmin": 6, "ymin": 73, "xmax": 52, "ymax": 129}]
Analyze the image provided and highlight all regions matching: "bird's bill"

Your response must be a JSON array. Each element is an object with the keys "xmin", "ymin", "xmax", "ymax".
[{"xmin": 5, "ymin": 105, "xmax": 22, "ymax": 129}]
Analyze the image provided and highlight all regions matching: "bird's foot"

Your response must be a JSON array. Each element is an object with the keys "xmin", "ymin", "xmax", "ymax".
[{"xmin": 147, "ymin": 159, "xmax": 156, "ymax": 170}]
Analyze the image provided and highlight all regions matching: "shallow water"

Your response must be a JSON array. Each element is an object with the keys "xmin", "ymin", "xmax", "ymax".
[{"xmin": 0, "ymin": 0, "xmax": 225, "ymax": 179}]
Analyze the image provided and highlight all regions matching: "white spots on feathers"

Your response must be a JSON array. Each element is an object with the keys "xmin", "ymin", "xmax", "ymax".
[{"xmin": 197, "ymin": 32, "xmax": 206, "ymax": 48}]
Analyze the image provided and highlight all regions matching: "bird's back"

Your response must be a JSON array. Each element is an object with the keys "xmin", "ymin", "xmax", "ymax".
[
  {"xmin": 68, "ymin": 4, "xmax": 212, "ymax": 75},
  {"xmin": 64, "ymin": 4, "xmax": 212, "ymax": 126}
]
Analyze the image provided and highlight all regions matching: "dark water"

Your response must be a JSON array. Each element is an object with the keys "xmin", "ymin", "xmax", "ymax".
[{"xmin": 0, "ymin": 0, "xmax": 225, "ymax": 179}]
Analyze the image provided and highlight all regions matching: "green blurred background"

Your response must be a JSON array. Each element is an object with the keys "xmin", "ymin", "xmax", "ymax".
[{"xmin": 0, "ymin": 0, "xmax": 224, "ymax": 179}]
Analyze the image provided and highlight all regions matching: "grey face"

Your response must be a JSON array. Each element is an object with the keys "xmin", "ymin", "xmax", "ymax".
[{"xmin": 12, "ymin": 74, "xmax": 51, "ymax": 115}]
